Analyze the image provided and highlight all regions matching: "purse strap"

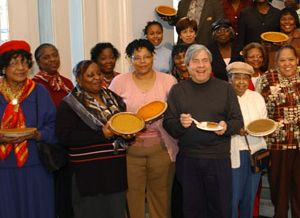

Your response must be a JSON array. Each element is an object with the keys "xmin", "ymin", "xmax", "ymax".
[{"xmin": 244, "ymin": 135, "xmax": 252, "ymax": 153}]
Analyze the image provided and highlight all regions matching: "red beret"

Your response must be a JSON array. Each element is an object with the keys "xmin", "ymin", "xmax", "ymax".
[{"xmin": 0, "ymin": 40, "xmax": 31, "ymax": 55}]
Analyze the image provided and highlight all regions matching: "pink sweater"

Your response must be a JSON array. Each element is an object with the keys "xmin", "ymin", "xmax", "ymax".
[{"xmin": 109, "ymin": 71, "xmax": 178, "ymax": 161}]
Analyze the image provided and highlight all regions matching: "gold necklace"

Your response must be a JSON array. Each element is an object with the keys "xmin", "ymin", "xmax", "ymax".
[{"xmin": 0, "ymin": 79, "xmax": 25, "ymax": 112}]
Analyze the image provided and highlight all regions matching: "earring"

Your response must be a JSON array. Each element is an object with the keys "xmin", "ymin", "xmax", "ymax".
[{"xmin": 2, "ymin": 70, "xmax": 5, "ymax": 75}]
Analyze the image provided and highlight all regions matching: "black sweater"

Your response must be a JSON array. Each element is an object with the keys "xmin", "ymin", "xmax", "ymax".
[
  {"xmin": 56, "ymin": 101, "xmax": 127, "ymax": 196},
  {"xmin": 163, "ymin": 78, "xmax": 243, "ymax": 159}
]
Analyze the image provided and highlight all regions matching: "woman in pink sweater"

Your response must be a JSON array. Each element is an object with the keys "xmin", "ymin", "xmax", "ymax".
[{"xmin": 109, "ymin": 39, "xmax": 177, "ymax": 218}]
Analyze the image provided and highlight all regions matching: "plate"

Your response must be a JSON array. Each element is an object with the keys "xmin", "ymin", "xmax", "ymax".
[
  {"xmin": 196, "ymin": 122, "xmax": 223, "ymax": 131},
  {"xmin": 260, "ymin": 32, "xmax": 289, "ymax": 43},
  {"xmin": 155, "ymin": 5, "xmax": 177, "ymax": 19},
  {"xmin": 109, "ymin": 112, "xmax": 145, "ymax": 135},
  {"xmin": 0, "ymin": 127, "xmax": 37, "ymax": 137},
  {"xmin": 246, "ymin": 118, "xmax": 277, "ymax": 137},
  {"xmin": 136, "ymin": 100, "xmax": 167, "ymax": 122}
]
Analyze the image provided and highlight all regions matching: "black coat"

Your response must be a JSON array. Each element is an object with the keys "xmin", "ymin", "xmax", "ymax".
[{"xmin": 208, "ymin": 42, "xmax": 243, "ymax": 81}]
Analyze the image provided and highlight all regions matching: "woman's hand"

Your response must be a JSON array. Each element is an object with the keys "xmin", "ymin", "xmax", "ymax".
[
  {"xmin": 119, "ymin": 134, "xmax": 136, "ymax": 140},
  {"xmin": 26, "ymin": 130, "xmax": 42, "ymax": 141},
  {"xmin": 239, "ymin": 128, "xmax": 247, "ymax": 136},
  {"xmin": 102, "ymin": 123, "xmax": 114, "ymax": 138},
  {"xmin": 0, "ymin": 133, "xmax": 28, "ymax": 144},
  {"xmin": 180, "ymin": 113, "xmax": 193, "ymax": 128}
]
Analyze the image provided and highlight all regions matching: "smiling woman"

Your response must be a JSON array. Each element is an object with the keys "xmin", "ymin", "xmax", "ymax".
[
  {"xmin": 33, "ymin": 43, "xmax": 74, "ymax": 108},
  {"xmin": 143, "ymin": 20, "xmax": 172, "ymax": 73},
  {"xmin": 109, "ymin": 38, "xmax": 177, "ymax": 218},
  {"xmin": 279, "ymin": 7, "xmax": 300, "ymax": 58},
  {"xmin": 56, "ymin": 59, "xmax": 129, "ymax": 218},
  {"xmin": 257, "ymin": 45, "xmax": 300, "ymax": 218},
  {"xmin": 226, "ymin": 61, "xmax": 267, "ymax": 218},
  {"xmin": 0, "ymin": 40, "xmax": 57, "ymax": 218},
  {"xmin": 90, "ymin": 42, "xmax": 120, "ymax": 88}
]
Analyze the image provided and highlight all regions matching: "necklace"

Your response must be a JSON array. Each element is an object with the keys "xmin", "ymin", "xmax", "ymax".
[{"xmin": 0, "ymin": 79, "xmax": 25, "ymax": 111}]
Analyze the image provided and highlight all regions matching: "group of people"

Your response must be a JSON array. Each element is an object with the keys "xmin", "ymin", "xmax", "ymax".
[{"xmin": 0, "ymin": 1, "xmax": 300, "ymax": 218}]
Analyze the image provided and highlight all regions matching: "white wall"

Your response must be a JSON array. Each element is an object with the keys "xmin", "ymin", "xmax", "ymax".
[
  {"xmin": 132, "ymin": 0, "xmax": 174, "ymax": 47},
  {"xmin": 6, "ymin": 0, "xmax": 174, "ymax": 79}
]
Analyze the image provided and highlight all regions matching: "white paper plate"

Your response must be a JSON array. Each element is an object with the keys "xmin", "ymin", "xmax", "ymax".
[{"xmin": 196, "ymin": 122, "xmax": 223, "ymax": 131}]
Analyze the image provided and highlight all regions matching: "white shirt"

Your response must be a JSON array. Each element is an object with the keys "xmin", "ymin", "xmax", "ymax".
[
  {"xmin": 153, "ymin": 44, "xmax": 172, "ymax": 73},
  {"xmin": 230, "ymin": 90, "xmax": 268, "ymax": 168}
]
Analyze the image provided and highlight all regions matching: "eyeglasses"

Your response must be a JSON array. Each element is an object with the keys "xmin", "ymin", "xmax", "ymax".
[
  {"xmin": 247, "ymin": 55, "xmax": 263, "ymax": 59},
  {"xmin": 131, "ymin": 55, "xmax": 153, "ymax": 63},
  {"xmin": 215, "ymin": 27, "xmax": 231, "ymax": 34},
  {"xmin": 8, "ymin": 59, "xmax": 29, "ymax": 68}
]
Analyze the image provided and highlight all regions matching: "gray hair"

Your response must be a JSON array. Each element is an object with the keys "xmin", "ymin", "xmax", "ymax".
[{"xmin": 184, "ymin": 44, "xmax": 213, "ymax": 66}]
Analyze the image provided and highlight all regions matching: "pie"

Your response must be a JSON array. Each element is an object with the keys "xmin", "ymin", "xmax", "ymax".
[
  {"xmin": 109, "ymin": 112, "xmax": 144, "ymax": 135},
  {"xmin": 136, "ymin": 101, "xmax": 167, "ymax": 122},
  {"xmin": 246, "ymin": 119, "xmax": 276, "ymax": 136},
  {"xmin": 0, "ymin": 127, "xmax": 37, "ymax": 137},
  {"xmin": 260, "ymin": 32, "xmax": 289, "ymax": 43},
  {"xmin": 155, "ymin": 5, "xmax": 177, "ymax": 17},
  {"xmin": 206, "ymin": 122, "xmax": 218, "ymax": 129}
]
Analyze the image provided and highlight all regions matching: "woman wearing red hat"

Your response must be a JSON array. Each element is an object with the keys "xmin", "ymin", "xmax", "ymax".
[{"xmin": 0, "ymin": 40, "xmax": 56, "ymax": 218}]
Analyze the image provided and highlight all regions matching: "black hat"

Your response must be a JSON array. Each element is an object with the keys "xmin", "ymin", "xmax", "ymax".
[{"xmin": 211, "ymin": 19, "xmax": 232, "ymax": 31}]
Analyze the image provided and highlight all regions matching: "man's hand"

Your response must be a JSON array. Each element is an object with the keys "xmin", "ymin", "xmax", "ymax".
[
  {"xmin": 215, "ymin": 121, "xmax": 227, "ymax": 135},
  {"xmin": 180, "ymin": 113, "xmax": 193, "ymax": 128}
]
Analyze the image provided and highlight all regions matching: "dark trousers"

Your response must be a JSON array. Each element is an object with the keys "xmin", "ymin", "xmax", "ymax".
[
  {"xmin": 171, "ymin": 174, "xmax": 184, "ymax": 218},
  {"xmin": 268, "ymin": 150, "xmax": 300, "ymax": 218},
  {"xmin": 176, "ymin": 154, "xmax": 231, "ymax": 218}
]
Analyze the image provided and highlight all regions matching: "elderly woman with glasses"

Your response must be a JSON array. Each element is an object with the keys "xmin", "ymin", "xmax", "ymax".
[
  {"xmin": 227, "ymin": 62, "xmax": 268, "ymax": 218},
  {"xmin": 242, "ymin": 42, "xmax": 268, "ymax": 89},
  {"xmin": 109, "ymin": 38, "xmax": 177, "ymax": 218},
  {"xmin": 0, "ymin": 40, "xmax": 57, "ymax": 218}
]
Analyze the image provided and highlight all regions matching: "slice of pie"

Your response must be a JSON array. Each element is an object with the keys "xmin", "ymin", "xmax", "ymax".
[{"xmin": 206, "ymin": 122, "xmax": 218, "ymax": 129}]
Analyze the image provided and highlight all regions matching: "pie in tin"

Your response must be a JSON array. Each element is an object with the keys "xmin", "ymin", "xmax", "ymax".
[
  {"xmin": 136, "ymin": 100, "xmax": 167, "ymax": 122},
  {"xmin": 261, "ymin": 32, "xmax": 288, "ymax": 43},
  {"xmin": 0, "ymin": 127, "xmax": 37, "ymax": 137},
  {"xmin": 155, "ymin": 5, "xmax": 177, "ymax": 19},
  {"xmin": 109, "ymin": 112, "xmax": 145, "ymax": 135},
  {"xmin": 246, "ymin": 119, "xmax": 276, "ymax": 137}
]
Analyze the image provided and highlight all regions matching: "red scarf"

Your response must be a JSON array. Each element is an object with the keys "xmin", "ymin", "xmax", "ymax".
[
  {"xmin": 0, "ymin": 79, "xmax": 36, "ymax": 167},
  {"xmin": 34, "ymin": 71, "xmax": 71, "ymax": 92}
]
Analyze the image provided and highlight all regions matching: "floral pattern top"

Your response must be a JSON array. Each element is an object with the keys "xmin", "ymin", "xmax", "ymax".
[{"xmin": 257, "ymin": 69, "xmax": 300, "ymax": 150}]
